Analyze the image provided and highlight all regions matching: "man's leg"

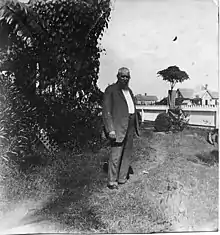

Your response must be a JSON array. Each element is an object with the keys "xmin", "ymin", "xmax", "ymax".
[
  {"xmin": 108, "ymin": 141, "xmax": 124, "ymax": 186},
  {"xmin": 118, "ymin": 114, "xmax": 135, "ymax": 184}
]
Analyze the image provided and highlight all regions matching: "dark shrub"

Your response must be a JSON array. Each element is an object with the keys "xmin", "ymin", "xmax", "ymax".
[
  {"xmin": 0, "ymin": 0, "xmax": 111, "ymax": 154},
  {"xmin": 154, "ymin": 112, "xmax": 172, "ymax": 132}
]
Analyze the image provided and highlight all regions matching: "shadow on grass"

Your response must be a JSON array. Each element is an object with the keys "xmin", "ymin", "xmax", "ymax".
[
  {"xmin": 188, "ymin": 150, "xmax": 219, "ymax": 166},
  {"xmin": 24, "ymin": 148, "xmax": 110, "ymax": 232},
  {"xmin": 195, "ymin": 150, "xmax": 219, "ymax": 166}
]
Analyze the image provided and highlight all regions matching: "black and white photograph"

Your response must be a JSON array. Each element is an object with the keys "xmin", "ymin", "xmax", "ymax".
[{"xmin": 0, "ymin": 0, "xmax": 219, "ymax": 233}]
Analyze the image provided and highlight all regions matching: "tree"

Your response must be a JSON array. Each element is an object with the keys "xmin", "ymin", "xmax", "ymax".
[
  {"xmin": 0, "ymin": 0, "xmax": 112, "ymax": 162},
  {"xmin": 157, "ymin": 65, "xmax": 189, "ymax": 108},
  {"xmin": 157, "ymin": 65, "xmax": 189, "ymax": 91},
  {"xmin": 0, "ymin": 0, "xmax": 111, "ymax": 99}
]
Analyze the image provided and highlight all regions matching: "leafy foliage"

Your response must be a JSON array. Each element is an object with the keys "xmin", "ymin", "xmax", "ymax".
[
  {"xmin": 167, "ymin": 108, "xmax": 189, "ymax": 132},
  {"xmin": 0, "ymin": 0, "xmax": 46, "ymax": 48},
  {"xmin": 0, "ymin": 72, "xmax": 38, "ymax": 163},
  {"xmin": 0, "ymin": 0, "xmax": 112, "ymax": 157},
  {"xmin": 157, "ymin": 66, "xmax": 189, "ymax": 90}
]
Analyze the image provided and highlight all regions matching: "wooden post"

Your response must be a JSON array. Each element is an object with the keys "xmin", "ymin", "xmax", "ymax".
[{"xmin": 141, "ymin": 108, "xmax": 144, "ymax": 122}]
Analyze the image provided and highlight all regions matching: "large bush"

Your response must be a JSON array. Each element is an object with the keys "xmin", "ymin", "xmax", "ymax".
[{"xmin": 0, "ymin": 0, "xmax": 111, "ymax": 154}]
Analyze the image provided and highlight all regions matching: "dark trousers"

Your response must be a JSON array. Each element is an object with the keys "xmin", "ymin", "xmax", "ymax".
[{"xmin": 108, "ymin": 114, "xmax": 135, "ymax": 184}]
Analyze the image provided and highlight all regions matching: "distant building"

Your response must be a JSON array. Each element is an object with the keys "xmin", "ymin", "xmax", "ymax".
[
  {"xmin": 156, "ymin": 88, "xmax": 202, "ymax": 106},
  {"xmin": 176, "ymin": 88, "xmax": 195, "ymax": 105},
  {"xmin": 137, "ymin": 87, "xmax": 218, "ymax": 106},
  {"xmin": 155, "ymin": 97, "xmax": 168, "ymax": 105},
  {"xmin": 176, "ymin": 88, "xmax": 195, "ymax": 99},
  {"xmin": 201, "ymin": 90, "xmax": 219, "ymax": 105},
  {"xmin": 155, "ymin": 96, "xmax": 186, "ymax": 106},
  {"xmin": 135, "ymin": 93, "xmax": 158, "ymax": 105},
  {"xmin": 176, "ymin": 88, "xmax": 219, "ymax": 106}
]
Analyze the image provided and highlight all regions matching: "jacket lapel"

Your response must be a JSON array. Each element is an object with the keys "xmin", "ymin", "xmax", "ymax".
[
  {"xmin": 119, "ymin": 90, "xmax": 127, "ymax": 103},
  {"xmin": 116, "ymin": 83, "xmax": 136, "ymax": 108},
  {"xmin": 116, "ymin": 83, "xmax": 127, "ymax": 103}
]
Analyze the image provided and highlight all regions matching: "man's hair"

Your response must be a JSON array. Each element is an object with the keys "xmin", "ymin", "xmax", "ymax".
[{"xmin": 117, "ymin": 67, "xmax": 130, "ymax": 78}]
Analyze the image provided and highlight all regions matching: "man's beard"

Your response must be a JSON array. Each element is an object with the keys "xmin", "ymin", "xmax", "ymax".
[{"xmin": 119, "ymin": 81, "xmax": 129, "ymax": 89}]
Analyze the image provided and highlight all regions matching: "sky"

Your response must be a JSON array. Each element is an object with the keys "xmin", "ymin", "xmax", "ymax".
[{"xmin": 97, "ymin": 0, "xmax": 219, "ymax": 99}]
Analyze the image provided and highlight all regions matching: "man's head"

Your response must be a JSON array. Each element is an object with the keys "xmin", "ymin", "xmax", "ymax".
[{"xmin": 117, "ymin": 67, "xmax": 131, "ymax": 89}]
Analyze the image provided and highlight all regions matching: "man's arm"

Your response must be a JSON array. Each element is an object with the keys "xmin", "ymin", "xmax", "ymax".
[{"xmin": 102, "ymin": 86, "xmax": 115, "ymax": 135}]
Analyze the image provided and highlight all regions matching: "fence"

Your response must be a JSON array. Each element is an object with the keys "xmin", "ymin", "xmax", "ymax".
[{"xmin": 136, "ymin": 104, "xmax": 219, "ymax": 128}]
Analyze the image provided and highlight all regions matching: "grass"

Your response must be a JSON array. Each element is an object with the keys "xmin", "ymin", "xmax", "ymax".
[{"xmin": 0, "ymin": 124, "xmax": 218, "ymax": 233}]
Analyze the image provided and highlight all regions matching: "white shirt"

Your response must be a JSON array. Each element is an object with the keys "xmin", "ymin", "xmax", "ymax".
[{"xmin": 122, "ymin": 89, "xmax": 135, "ymax": 114}]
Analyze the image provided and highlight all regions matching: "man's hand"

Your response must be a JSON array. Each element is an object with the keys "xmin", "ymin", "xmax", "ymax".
[{"xmin": 109, "ymin": 131, "xmax": 116, "ymax": 140}]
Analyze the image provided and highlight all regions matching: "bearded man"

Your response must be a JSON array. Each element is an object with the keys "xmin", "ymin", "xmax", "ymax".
[{"xmin": 102, "ymin": 67, "xmax": 140, "ymax": 190}]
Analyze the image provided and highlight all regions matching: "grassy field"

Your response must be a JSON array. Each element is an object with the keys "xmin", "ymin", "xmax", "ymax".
[{"xmin": 0, "ymin": 124, "xmax": 218, "ymax": 233}]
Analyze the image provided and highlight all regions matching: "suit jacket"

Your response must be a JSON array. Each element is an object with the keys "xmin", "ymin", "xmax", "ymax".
[{"xmin": 102, "ymin": 82, "xmax": 140, "ymax": 142}]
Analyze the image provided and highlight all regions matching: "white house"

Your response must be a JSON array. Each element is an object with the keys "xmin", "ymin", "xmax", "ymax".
[
  {"xmin": 135, "ymin": 93, "xmax": 158, "ymax": 105},
  {"xmin": 201, "ymin": 90, "xmax": 219, "ymax": 106}
]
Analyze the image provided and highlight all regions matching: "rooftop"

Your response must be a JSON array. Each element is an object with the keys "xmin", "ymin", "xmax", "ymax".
[
  {"xmin": 136, "ymin": 94, "xmax": 158, "ymax": 102},
  {"xmin": 209, "ymin": 91, "xmax": 219, "ymax": 99},
  {"xmin": 177, "ymin": 88, "xmax": 195, "ymax": 99}
]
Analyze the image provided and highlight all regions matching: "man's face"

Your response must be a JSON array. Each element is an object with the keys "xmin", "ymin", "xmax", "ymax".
[{"xmin": 118, "ymin": 74, "xmax": 130, "ymax": 89}]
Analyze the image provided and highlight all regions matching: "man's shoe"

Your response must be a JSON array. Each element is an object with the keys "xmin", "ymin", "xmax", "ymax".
[
  {"xmin": 128, "ymin": 166, "xmax": 134, "ymax": 174},
  {"xmin": 118, "ymin": 179, "xmax": 128, "ymax": 185},
  {"xmin": 107, "ymin": 184, "xmax": 118, "ymax": 190}
]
